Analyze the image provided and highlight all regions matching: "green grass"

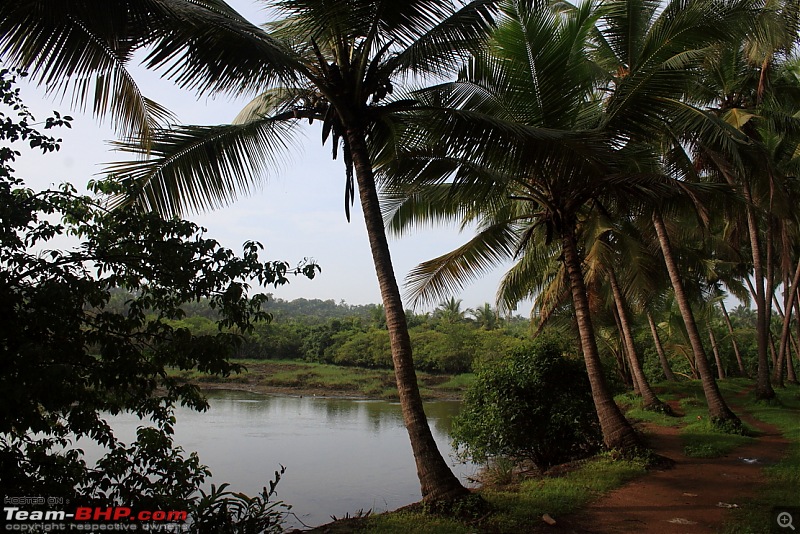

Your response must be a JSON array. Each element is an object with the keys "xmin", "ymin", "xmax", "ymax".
[
  {"xmin": 168, "ymin": 359, "xmax": 471, "ymax": 400},
  {"xmin": 437, "ymin": 373, "xmax": 476, "ymax": 391},
  {"xmin": 361, "ymin": 454, "xmax": 649, "ymax": 533},
  {"xmin": 680, "ymin": 420, "xmax": 753, "ymax": 457},
  {"xmin": 361, "ymin": 511, "xmax": 471, "ymax": 534},
  {"xmin": 721, "ymin": 384, "xmax": 800, "ymax": 533},
  {"xmin": 319, "ymin": 378, "xmax": 799, "ymax": 533},
  {"xmin": 619, "ymin": 380, "xmax": 756, "ymax": 458}
]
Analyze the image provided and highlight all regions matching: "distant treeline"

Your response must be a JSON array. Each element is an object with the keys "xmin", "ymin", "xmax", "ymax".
[
  {"xmin": 105, "ymin": 289, "xmax": 764, "ymax": 380},
  {"xmin": 104, "ymin": 289, "xmax": 531, "ymax": 374}
]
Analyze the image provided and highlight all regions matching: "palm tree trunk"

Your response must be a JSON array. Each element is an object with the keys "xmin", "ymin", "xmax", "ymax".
[
  {"xmin": 719, "ymin": 300, "xmax": 747, "ymax": 377},
  {"xmin": 788, "ymin": 332, "xmax": 798, "ymax": 384},
  {"xmin": 791, "ymin": 293, "xmax": 800, "ymax": 384},
  {"xmin": 652, "ymin": 211, "xmax": 740, "ymax": 425},
  {"xmin": 774, "ymin": 259, "xmax": 800, "ymax": 384},
  {"xmin": 765, "ymin": 216, "xmax": 776, "ymax": 365},
  {"xmin": 708, "ymin": 326, "xmax": 725, "ymax": 379},
  {"xmin": 612, "ymin": 303, "xmax": 637, "ymax": 392},
  {"xmin": 770, "ymin": 335, "xmax": 781, "ymax": 386},
  {"xmin": 647, "ymin": 311, "xmax": 676, "ymax": 381},
  {"xmin": 742, "ymin": 185, "xmax": 775, "ymax": 399},
  {"xmin": 347, "ymin": 128, "xmax": 467, "ymax": 501},
  {"xmin": 608, "ymin": 269, "xmax": 663, "ymax": 408},
  {"xmin": 562, "ymin": 229, "xmax": 641, "ymax": 451}
]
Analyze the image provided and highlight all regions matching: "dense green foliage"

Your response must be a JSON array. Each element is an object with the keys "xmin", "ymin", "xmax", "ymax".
[
  {"xmin": 0, "ymin": 70, "xmax": 315, "ymax": 530},
  {"xmin": 162, "ymin": 298, "xmax": 531, "ymax": 373},
  {"xmin": 451, "ymin": 335, "xmax": 602, "ymax": 471}
]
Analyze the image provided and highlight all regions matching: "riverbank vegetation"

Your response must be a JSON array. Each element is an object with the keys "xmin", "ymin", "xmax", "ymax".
[
  {"xmin": 171, "ymin": 359, "xmax": 476, "ymax": 400},
  {"xmin": 327, "ymin": 379, "xmax": 799, "ymax": 533},
  {"xmin": 165, "ymin": 290, "xmax": 766, "ymax": 399}
]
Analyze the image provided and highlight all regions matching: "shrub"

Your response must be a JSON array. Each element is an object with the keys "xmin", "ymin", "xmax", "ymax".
[{"xmin": 451, "ymin": 335, "xmax": 602, "ymax": 471}]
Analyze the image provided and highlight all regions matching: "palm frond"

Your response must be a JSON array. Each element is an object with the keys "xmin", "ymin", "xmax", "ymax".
[
  {"xmin": 382, "ymin": 182, "xmax": 493, "ymax": 236},
  {"xmin": 405, "ymin": 220, "xmax": 521, "ymax": 307},
  {"xmin": 106, "ymin": 118, "xmax": 301, "ymax": 215},
  {"xmin": 497, "ymin": 234, "xmax": 564, "ymax": 314},
  {"xmin": 141, "ymin": 1, "xmax": 300, "ymax": 95},
  {"xmin": 389, "ymin": 0, "xmax": 497, "ymax": 79},
  {"xmin": 233, "ymin": 86, "xmax": 317, "ymax": 124},
  {"xmin": 0, "ymin": 0, "xmax": 176, "ymax": 140}
]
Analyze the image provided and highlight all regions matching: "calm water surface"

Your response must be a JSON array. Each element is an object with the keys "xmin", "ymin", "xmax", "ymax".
[{"xmin": 99, "ymin": 391, "xmax": 475, "ymax": 528}]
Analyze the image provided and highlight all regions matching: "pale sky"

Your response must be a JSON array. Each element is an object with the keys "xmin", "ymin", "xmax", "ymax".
[{"xmin": 11, "ymin": 0, "xmax": 532, "ymax": 314}]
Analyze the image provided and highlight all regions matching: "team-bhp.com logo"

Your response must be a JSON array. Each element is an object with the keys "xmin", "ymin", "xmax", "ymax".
[{"xmin": 4, "ymin": 504, "xmax": 188, "ymax": 531}]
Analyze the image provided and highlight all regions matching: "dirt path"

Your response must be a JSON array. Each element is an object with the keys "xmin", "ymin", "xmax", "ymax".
[{"xmin": 556, "ymin": 405, "xmax": 789, "ymax": 533}]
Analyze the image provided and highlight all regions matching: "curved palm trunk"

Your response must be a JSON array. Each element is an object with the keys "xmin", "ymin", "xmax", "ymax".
[
  {"xmin": 708, "ymin": 327, "xmax": 725, "ymax": 379},
  {"xmin": 562, "ymin": 230, "xmax": 641, "ymax": 451},
  {"xmin": 787, "ymin": 334, "xmax": 798, "ymax": 384},
  {"xmin": 652, "ymin": 211, "xmax": 740, "ymax": 425},
  {"xmin": 791, "ymin": 294, "xmax": 800, "ymax": 384},
  {"xmin": 774, "ymin": 259, "xmax": 800, "ymax": 384},
  {"xmin": 608, "ymin": 270, "xmax": 663, "ymax": 408},
  {"xmin": 742, "ymin": 186, "xmax": 775, "ymax": 399},
  {"xmin": 346, "ymin": 129, "xmax": 467, "ymax": 501},
  {"xmin": 612, "ymin": 303, "xmax": 637, "ymax": 391},
  {"xmin": 647, "ymin": 311, "xmax": 676, "ymax": 381},
  {"xmin": 719, "ymin": 301, "xmax": 747, "ymax": 377}
]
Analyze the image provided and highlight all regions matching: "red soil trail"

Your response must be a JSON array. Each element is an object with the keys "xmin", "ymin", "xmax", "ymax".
[{"xmin": 556, "ymin": 402, "xmax": 789, "ymax": 533}]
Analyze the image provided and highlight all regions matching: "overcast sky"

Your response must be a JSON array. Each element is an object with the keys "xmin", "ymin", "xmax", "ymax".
[{"xmin": 11, "ymin": 0, "xmax": 533, "ymax": 314}]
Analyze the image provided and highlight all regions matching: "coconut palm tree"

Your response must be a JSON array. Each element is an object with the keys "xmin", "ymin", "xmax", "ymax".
[
  {"xmin": 651, "ymin": 210, "xmax": 741, "ymax": 423},
  {"xmin": 594, "ymin": 227, "xmax": 669, "ymax": 411},
  {"xmin": 647, "ymin": 310, "xmax": 678, "ymax": 381},
  {"xmin": 434, "ymin": 297, "xmax": 466, "ymax": 323},
  {"xmin": 690, "ymin": 0, "xmax": 800, "ymax": 399},
  {"xmin": 468, "ymin": 302, "xmax": 500, "ymax": 330},
  {"xmin": 0, "ymin": 0, "xmax": 499, "ymax": 501},
  {"xmin": 386, "ymin": 0, "xmax": 755, "ymax": 448}
]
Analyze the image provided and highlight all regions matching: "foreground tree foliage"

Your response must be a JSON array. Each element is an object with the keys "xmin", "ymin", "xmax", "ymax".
[{"xmin": 0, "ymin": 71, "xmax": 316, "ymax": 530}]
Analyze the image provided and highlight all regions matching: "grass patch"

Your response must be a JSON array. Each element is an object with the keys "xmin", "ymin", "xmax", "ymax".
[
  {"xmin": 479, "ymin": 455, "xmax": 648, "ymax": 533},
  {"xmin": 361, "ymin": 454, "xmax": 648, "ymax": 533},
  {"xmin": 621, "ymin": 380, "xmax": 756, "ymax": 458},
  {"xmin": 671, "ymin": 386, "xmax": 755, "ymax": 458},
  {"xmin": 680, "ymin": 419, "xmax": 753, "ymax": 458},
  {"xmin": 323, "ymin": 378, "xmax": 798, "ymax": 533},
  {"xmin": 721, "ymin": 384, "xmax": 800, "ymax": 533},
  {"xmin": 168, "ymin": 359, "xmax": 470, "ymax": 400},
  {"xmin": 360, "ymin": 510, "xmax": 472, "ymax": 534},
  {"xmin": 437, "ymin": 374, "xmax": 475, "ymax": 392},
  {"xmin": 626, "ymin": 406, "xmax": 682, "ymax": 427}
]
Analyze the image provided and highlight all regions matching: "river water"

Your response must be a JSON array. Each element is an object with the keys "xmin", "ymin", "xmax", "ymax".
[{"xmin": 95, "ymin": 390, "xmax": 475, "ymax": 528}]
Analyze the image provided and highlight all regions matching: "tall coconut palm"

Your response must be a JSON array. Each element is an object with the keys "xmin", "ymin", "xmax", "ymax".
[
  {"xmin": 638, "ymin": 200, "xmax": 745, "ymax": 422},
  {"xmin": 468, "ymin": 302, "xmax": 500, "ymax": 330},
  {"xmin": 434, "ymin": 297, "xmax": 466, "ymax": 323},
  {"xmin": 647, "ymin": 310, "xmax": 678, "ymax": 381},
  {"xmin": 719, "ymin": 298, "xmax": 748, "ymax": 376},
  {"xmin": 0, "ymin": 0, "xmax": 499, "ymax": 501},
  {"xmin": 690, "ymin": 1, "xmax": 800, "ymax": 399},
  {"xmin": 385, "ymin": 0, "xmax": 754, "ymax": 448},
  {"xmin": 651, "ymin": 210, "xmax": 740, "ymax": 423},
  {"xmin": 383, "ymin": 0, "xmax": 643, "ymax": 451},
  {"xmin": 597, "ymin": 232, "xmax": 668, "ymax": 411}
]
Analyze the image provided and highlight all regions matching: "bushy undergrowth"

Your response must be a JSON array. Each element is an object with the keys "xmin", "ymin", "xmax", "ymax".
[{"xmin": 451, "ymin": 336, "xmax": 602, "ymax": 472}]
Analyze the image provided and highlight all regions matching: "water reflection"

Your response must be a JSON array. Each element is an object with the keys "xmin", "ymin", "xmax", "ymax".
[{"xmin": 93, "ymin": 391, "xmax": 473, "ymax": 528}]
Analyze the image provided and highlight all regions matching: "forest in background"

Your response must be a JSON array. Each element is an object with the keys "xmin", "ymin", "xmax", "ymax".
[{"xmin": 126, "ymin": 290, "xmax": 767, "ymax": 385}]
